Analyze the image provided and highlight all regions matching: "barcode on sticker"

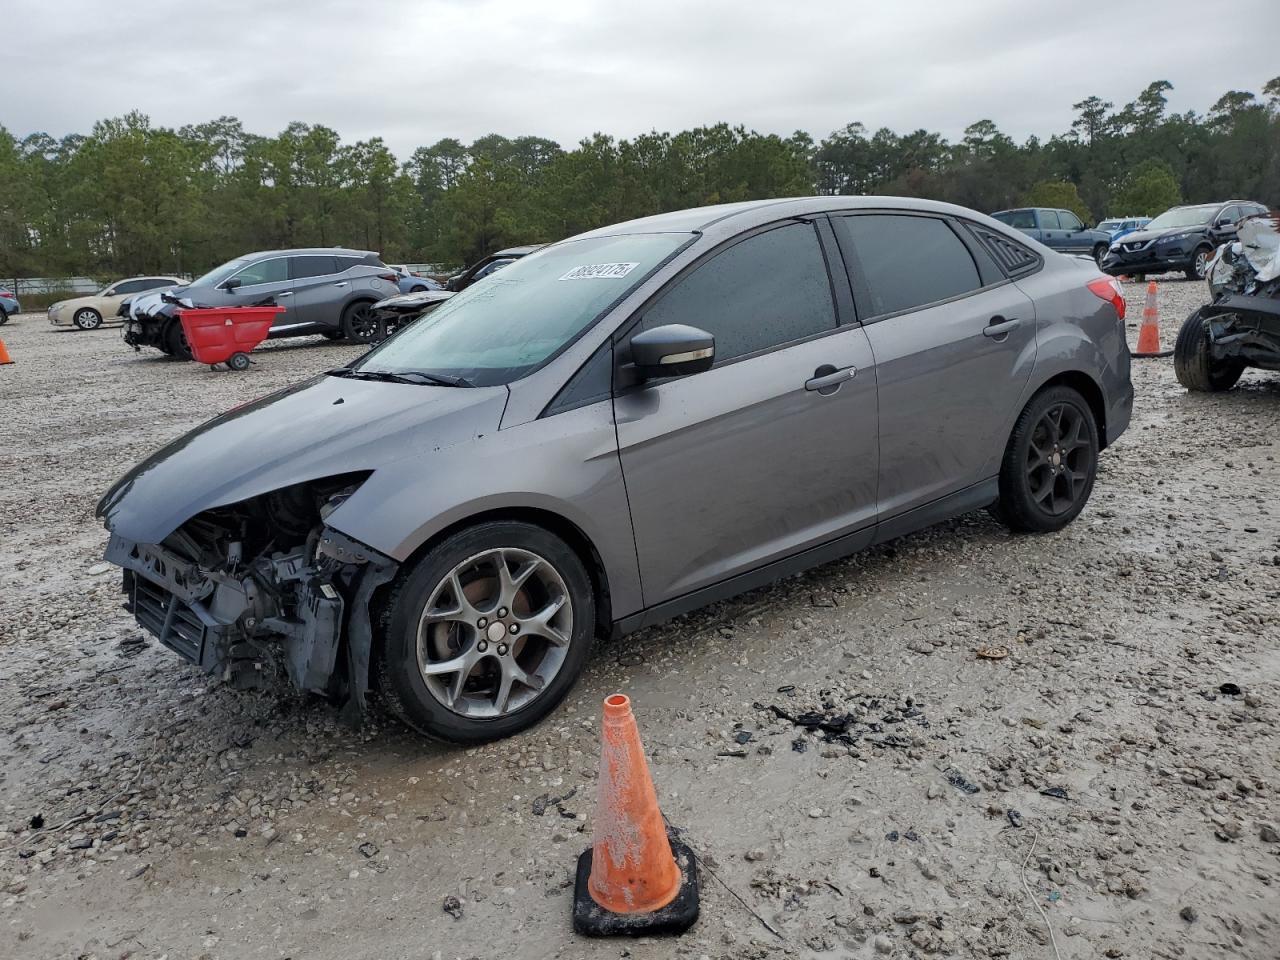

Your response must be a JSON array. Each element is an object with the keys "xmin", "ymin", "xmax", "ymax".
[{"xmin": 559, "ymin": 262, "xmax": 639, "ymax": 281}]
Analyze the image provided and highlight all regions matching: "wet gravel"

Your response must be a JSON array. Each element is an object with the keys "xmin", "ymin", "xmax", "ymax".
[{"xmin": 1, "ymin": 280, "xmax": 1278, "ymax": 959}]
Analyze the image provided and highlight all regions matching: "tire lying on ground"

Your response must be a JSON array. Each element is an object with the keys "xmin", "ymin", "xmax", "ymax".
[{"xmin": 1174, "ymin": 307, "xmax": 1244, "ymax": 392}]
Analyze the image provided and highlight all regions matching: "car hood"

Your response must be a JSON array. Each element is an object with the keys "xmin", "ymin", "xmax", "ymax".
[
  {"xmin": 97, "ymin": 374, "xmax": 509, "ymax": 545},
  {"xmin": 1116, "ymin": 224, "xmax": 1206, "ymax": 245},
  {"xmin": 373, "ymin": 289, "xmax": 455, "ymax": 312}
]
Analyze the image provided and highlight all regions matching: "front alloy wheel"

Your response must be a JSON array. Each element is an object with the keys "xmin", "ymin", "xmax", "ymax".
[
  {"xmin": 1187, "ymin": 247, "xmax": 1212, "ymax": 281},
  {"xmin": 994, "ymin": 386, "xmax": 1098, "ymax": 533},
  {"xmin": 377, "ymin": 522, "xmax": 594, "ymax": 742},
  {"xmin": 73, "ymin": 308, "xmax": 102, "ymax": 330}
]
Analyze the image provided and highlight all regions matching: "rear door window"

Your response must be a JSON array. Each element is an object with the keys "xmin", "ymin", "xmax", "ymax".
[
  {"xmin": 290, "ymin": 255, "xmax": 338, "ymax": 279},
  {"xmin": 834, "ymin": 214, "xmax": 984, "ymax": 319},
  {"xmin": 638, "ymin": 222, "xmax": 837, "ymax": 363},
  {"xmin": 111, "ymin": 279, "xmax": 145, "ymax": 295},
  {"xmin": 996, "ymin": 210, "xmax": 1036, "ymax": 229}
]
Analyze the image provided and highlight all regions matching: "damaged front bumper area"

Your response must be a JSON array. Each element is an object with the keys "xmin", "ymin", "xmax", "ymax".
[
  {"xmin": 1201, "ymin": 213, "xmax": 1280, "ymax": 371},
  {"xmin": 107, "ymin": 523, "xmax": 397, "ymax": 713}
]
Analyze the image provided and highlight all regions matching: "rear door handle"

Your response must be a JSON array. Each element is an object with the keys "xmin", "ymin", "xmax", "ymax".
[
  {"xmin": 805, "ymin": 365, "xmax": 856, "ymax": 394},
  {"xmin": 983, "ymin": 316, "xmax": 1020, "ymax": 339},
  {"xmin": 333, "ymin": 281, "xmax": 349, "ymax": 288},
  {"xmin": 276, "ymin": 291, "xmax": 293, "ymax": 297}
]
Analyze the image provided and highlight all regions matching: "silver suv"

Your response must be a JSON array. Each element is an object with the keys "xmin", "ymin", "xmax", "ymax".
[
  {"xmin": 125, "ymin": 248, "xmax": 400, "ymax": 355},
  {"xmin": 98, "ymin": 197, "xmax": 1133, "ymax": 743}
]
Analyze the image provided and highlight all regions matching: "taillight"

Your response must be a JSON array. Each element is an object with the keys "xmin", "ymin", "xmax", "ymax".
[
  {"xmin": 378, "ymin": 272, "xmax": 398, "ymax": 283},
  {"xmin": 1086, "ymin": 276, "xmax": 1125, "ymax": 321},
  {"xmin": 0, "ymin": 291, "xmax": 14, "ymax": 299}
]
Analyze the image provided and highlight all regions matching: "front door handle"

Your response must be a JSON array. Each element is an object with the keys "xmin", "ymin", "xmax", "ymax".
[
  {"xmin": 805, "ymin": 365, "xmax": 856, "ymax": 394},
  {"xmin": 983, "ymin": 316, "xmax": 1020, "ymax": 340}
]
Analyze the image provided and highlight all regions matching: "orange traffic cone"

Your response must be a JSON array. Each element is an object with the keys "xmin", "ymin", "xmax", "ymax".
[
  {"xmin": 573, "ymin": 694, "xmax": 699, "ymax": 936},
  {"xmin": 1132, "ymin": 280, "xmax": 1172, "ymax": 358},
  {"xmin": 0, "ymin": 338, "xmax": 11, "ymax": 365}
]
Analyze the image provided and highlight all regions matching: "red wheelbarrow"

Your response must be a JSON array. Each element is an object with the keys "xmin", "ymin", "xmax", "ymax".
[{"xmin": 178, "ymin": 306, "xmax": 285, "ymax": 371}]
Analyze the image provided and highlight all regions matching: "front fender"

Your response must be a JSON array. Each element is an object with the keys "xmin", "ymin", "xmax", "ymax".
[{"xmin": 324, "ymin": 399, "xmax": 644, "ymax": 620}]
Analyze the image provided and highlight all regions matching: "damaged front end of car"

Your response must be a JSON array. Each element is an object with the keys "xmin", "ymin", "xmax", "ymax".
[
  {"xmin": 1200, "ymin": 212, "xmax": 1280, "ymax": 371},
  {"xmin": 106, "ymin": 474, "xmax": 398, "ymax": 714}
]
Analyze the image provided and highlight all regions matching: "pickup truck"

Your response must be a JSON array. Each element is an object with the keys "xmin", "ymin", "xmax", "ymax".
[{"xmin": 991, "ymin": 207, "xmax": 1112, "ymax": 264}]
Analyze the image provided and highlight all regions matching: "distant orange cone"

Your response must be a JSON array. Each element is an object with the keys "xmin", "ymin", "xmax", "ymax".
[
  {"xmin": 1132, "ymin": 280, "xmax": 1171, "ymax": 358},
  {"xmin": 0, "ymin": 338, "xmax": 11, "ymax": 365},
  {"xmin": 573, "ymin": 694, "xmax": 699, "ymax": 936}
]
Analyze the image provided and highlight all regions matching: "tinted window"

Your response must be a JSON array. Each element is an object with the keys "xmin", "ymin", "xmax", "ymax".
[
  {"xmin": 640, "ymin": 223, "xmax": 835, "ymax": 363},
  {"xmin": 1058, "ymin": 210, "xmax": 1084, "ymax": 231},
  {"xmin": 335, "ymin": 256, "xmax": 364, "ymax": 272},
  {"xmin": 111, "ymin": 279, "xmax": 145, "ymax": 295},
  {"xmin": 234, "ymin": 257, "xmax": 288, "ymax": 286},
  {"xmin": 140, "ymin": 278, "xmax": 174, "ymax": 291},
  {"xmin": 994, "ymin": 210, "xmax": 1036, "ymax": 229},
  {"xmin": 1217, "ymin": 205, "xmax": 1240, "ymax": 225},
  {"xmin": 290, "ymin": 255, "xmax": 338, "ymax": 279},
  {"xmin": 835, "ymin": 214, "xmax": 982, "ymax": 317}
]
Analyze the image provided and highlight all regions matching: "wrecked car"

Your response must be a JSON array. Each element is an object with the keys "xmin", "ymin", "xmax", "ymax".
[
  {"xmin": 1174, "ymin": 211, "xmax": 1280, "ymax": 391},
  {"xmin": 369, "ymin": 288, "xmax": 455, "ymax": 340},
  {"xmin": 97, "ymin": 197, "xmax": 1132, "ymax": 744}
]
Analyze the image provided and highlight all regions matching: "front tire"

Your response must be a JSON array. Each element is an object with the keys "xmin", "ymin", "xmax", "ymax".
[
  {"xmin": 1185, "ymin": 246, "xmax": 1212, "ymax": 281},
  {"xmin": 164, "ymin": 319, "xmax": 192, "ymax": 360},
  {"xmin": 375, "ymin": 522, "xmax": 595, "ymax": 744},
  {"xmin": 73, "ymin": 308, "xmax": 103, "ymax": 330},
  {"xmin": 994, "ymin": 386, "xmax": 1099, "ymax": 533},
  {"xmin": 1092, "ymin": 244, "xmax": 1108, "ymax": 266},
  {"xmin": 1174, "ymin": 307, "xmax": 1244, "ymax": 392},
  {"xmin": 340, "ymin": 301, "xmax": 381, "ymax": 343}
]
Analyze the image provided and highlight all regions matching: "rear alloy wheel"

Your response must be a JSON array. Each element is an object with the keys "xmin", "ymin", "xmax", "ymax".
[
  {"xmin": 73, "ymin": 307, "xmax": 103, "ymax": 330},
  {"xmin": 994, "ymin": 386, "xmax": 1098, "ymax": 533},
  {"xmin": 376, "ymin": 522, "xmax": 595, "ymax": 743},
  {"xmin": 340, "ymin": 301, "xmax": 381, "ymax": 343},
  {"xmin": 1092, "ymin": 243, "xmax": 1108, "ymax": 266},
  {"xmin": 1185, "ymin": 246, "xmax": 1212, "ymax": 281},
  {"xmin": 1174, "ymin": 307, "xmax": 1244, "ymax": 392}
]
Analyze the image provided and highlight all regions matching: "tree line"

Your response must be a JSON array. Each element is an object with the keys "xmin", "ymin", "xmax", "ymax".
[{"xmin": 2, "ymin": 78, "xmax": 1277, "ymax": 280}]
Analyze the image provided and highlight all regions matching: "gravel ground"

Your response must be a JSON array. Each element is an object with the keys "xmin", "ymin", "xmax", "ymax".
[{"xmin": 1, "ymin": 280, "xmax": 1278, "ymax": 960}]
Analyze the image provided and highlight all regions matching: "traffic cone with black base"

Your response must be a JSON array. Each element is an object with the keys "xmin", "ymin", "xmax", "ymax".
[
  {"xmin": 573, "ymin": 694, "xmax": 699, "ymax": 936},
  {"xmin": 1132, "ymin": 280, "xmax": 1173, "ymax": 358}
]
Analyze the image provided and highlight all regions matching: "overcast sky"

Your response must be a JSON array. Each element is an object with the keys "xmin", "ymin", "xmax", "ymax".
[{"xmin": 6, "ymin": 0, "xmax": 1276, "ymax": 159}]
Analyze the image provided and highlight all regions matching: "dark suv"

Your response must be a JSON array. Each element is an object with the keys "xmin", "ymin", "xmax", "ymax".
[
  {"xmin": 990, "ymin": 208, "xmax": 1113, "ymax": 264},
  {"xmin": 1100, "ymin": 200, "xmax": 1268, "ymax": 281}
]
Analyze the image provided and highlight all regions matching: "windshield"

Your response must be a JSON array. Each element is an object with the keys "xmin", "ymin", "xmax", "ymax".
[
  {"xmin": 190, "ymin": 258, "xmax": 249, "ymax": 288},
  {"xmin": 1147, "ymin": 205, "xmax": 1218, "ymax": 231},
  {"xmin": 1098, "ymin": 220, "xmax": 1120, "ymax": 231},
  {"xmin": 352, "ymin": 233, "xmax": 689, "ymax": 386}
]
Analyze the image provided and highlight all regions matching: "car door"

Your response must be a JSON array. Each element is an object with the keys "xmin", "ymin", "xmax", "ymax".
[
  {"xmin": 1056, "ymin": 210, "xmax": 1088, "ymax": 252},
  {"xmin": 1209, "ymin": 206, "xmax": 1242, "ymax": 246},
  {"xmin": 225, "ymin": 256, "xmax": 295, "ymax": 323},
  {"xmin": 1037, "ymin": 210, "xmax": 1066, "ymax": 250},
  {"xmin": 287, "ymin": 255, "xmax": 341, "ymax": 327},
  {"xmin": 830, "ymin": 212, "xmax": 1036, "ymax": 520},
  {"xmin": 614, "ymin": 219, "xmax": 879, "ymax": 606}
]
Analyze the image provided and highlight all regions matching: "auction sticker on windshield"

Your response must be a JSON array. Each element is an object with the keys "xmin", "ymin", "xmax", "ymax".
[{"xmin": 559, "ymin": 262, "xmax": 639, "ymax": 281}]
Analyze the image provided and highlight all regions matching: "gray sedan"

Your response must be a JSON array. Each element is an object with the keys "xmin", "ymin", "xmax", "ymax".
[{"xmin": 97, "ymin": 197, "xmax": 1133, "ymax": 743}]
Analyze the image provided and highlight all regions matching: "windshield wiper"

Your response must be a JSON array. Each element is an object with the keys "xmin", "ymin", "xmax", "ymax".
[{"xmin": 327, "ymin": 367, "xmax": 474, "ymax": 387}]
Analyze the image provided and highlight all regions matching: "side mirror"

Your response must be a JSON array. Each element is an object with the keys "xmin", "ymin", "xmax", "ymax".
[
  {"xmin": 223, "ymin": 276, "xmax": 242, "ymax": 291},
  {"xmin": 630, "ymin": 324, "xmax": 715, "ymax": 379}
]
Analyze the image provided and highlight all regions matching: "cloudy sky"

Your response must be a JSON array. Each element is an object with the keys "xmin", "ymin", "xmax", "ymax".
[{"xmin": 6, "ymin": 0, "xmax": 1276, "ymax": 158}]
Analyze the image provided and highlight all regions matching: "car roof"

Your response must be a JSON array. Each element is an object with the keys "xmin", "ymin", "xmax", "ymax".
[
  {"xmin": 573, "ymin": 196, "xmax": 1004, "ymax": 240},
  {"xmin": 236, "ymin": 247, "xmax": 377, "ymax": 259}
]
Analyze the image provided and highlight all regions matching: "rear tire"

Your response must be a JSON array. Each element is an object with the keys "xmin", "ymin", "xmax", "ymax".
[
  {"xmin": 320, "ymin": 330, "xmax": 344, "ymax": 341},
  {"xmin": 1092, "ymin": 243, "xmax": 1108, "ymax": 266},
  {"xmin": 340, "ymin": 301, "xmax": 380, "ymax": 343},
  {"xmin": 1173, "ymin": 307, "xmax": 1244, "ymax": 392},
  {"xmin": 994, "ymin": 386, "xmax": 1099, "ymax": 534},
  {"xmin": 375, "ymin": 522, "xmax": 595, "ymax": 744}
]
